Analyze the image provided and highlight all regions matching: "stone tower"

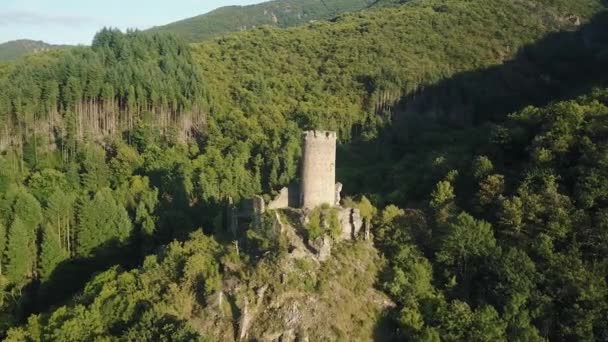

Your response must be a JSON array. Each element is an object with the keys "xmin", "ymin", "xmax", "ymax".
[{"xmin": 300, "ymin": 130, "xmax": 337, "ymax": 209}]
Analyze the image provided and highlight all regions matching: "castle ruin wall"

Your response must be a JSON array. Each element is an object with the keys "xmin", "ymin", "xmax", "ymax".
[{"xmin": 300, "ymin": 130, "xmax": 337, "ymax": 209}]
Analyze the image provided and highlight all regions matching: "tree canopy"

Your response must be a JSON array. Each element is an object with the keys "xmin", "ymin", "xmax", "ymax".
[{"xmin": 0, "ymin": 0, "xmax": 608, "ymax": 340}]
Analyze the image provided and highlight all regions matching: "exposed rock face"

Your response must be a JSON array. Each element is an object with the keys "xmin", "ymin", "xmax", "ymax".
[
  {"xmin": 351, "ymin": 209, "xmax": 363, "ymax": 238},
  {"xmin": 238, "ymin": 285, "xmax": 269, "ymax": 341},
  {"xmin": 310, "ymin": 235, "xmax": 332, "ymax": 261},
  {"xmin": 338, "ymin": 207, "xmax": 363, "ymax": 241},
  {"xmin": 238, "ymin": 298, "xmax": 251, "ymax": 341},
  {"xmin": 197, "ymin": 239, "xmax": 393, "ymax": 341},
  {"xmin": 334, "ymin": 182, "xmax": 343, "ymax": 206},
  {"xmin": 364, "ymin": 221, "xmax": 370, "ymax": 241},
  {"xmin": 272, "ymin": 209, "xmax": 317, "ymax": 261}
]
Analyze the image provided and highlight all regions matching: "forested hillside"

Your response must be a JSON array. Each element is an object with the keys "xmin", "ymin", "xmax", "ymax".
[
  {"xmin": 1, "ymin": 0, "xmax": 608, "ymax": 340},
  {"xmin": 147, "ymin": 0, "xmax": 402, "ymax": 42},
  {"xmin": 0, "ymin": 40, "xmax": 69, "ymax": 61}
]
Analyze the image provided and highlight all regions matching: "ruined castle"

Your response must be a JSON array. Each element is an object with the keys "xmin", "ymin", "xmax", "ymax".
[{"xmin": 230, "ymin": 130, "xmax": 365, "ymax": 247}]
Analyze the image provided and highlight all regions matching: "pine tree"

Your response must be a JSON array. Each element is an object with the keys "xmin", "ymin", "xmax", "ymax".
[
  {"xmin": 79, "ymin": 143, "xmax": 110, "ymax": 192},
  {"xmin": 45, "ymin": 190, "xmax": 75, "ymax": 256},
  {"xmin": 4, "ymin": 217, "xmax": 36, "ymax": 283},
  {"xmin": 12, "ymin": 190, "xmax": 43, "ymax": 230},
  {"xmin": 76, "ymin": 188, "xmax": 132, "ymax": 257},
  {"xmin": 39, "ymin": 225, "xmax": 68, "ymax": 280},
  {"xmin": 1, "ymin": 190, "xmax": 42, "ymax": 283}
]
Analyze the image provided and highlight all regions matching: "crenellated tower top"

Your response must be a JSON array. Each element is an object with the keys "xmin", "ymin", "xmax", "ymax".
[{"xmin": 302, "ymin": 130, "xmax": 337, "ymax": 140}]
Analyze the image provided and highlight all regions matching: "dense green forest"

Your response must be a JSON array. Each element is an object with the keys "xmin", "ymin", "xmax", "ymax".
[
  {"xmin": 0, "ymin": 28, "xmax": 208, "ymax": 157},
  {"xmin": 1, "ymin": 0, "xmax": 608, "ymax": 340},
  {"xmin": 147, "ymin": 0, "xmax": 402, "ymax": 42}
]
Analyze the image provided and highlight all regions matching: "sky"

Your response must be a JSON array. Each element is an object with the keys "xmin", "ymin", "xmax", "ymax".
[{"xmin": 0, "ymin": 0, "xmax": 265, "ymax": 45}]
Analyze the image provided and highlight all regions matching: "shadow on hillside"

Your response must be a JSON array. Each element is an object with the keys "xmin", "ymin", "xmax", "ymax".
[
  {"xmin": 21, "ymin": 168, "xmax": 224, "ymax": 322},
  {"xmin": 372, "ymin": 310, "xmax": 401, "ymax": 341},
  {"xmin": 348, "ymin": 10, "xmax": 608, "ymax": 339},
  {"xmin": 339, "ymin": 10, "xmax": 608, "ymax": 207},
  {"xmin": 392, "ymin": 10, "xmax": 608, "ymax": 135},
  {"xmin": 30, "ymin": 238, "xmax": 138, "ymax": 316}
]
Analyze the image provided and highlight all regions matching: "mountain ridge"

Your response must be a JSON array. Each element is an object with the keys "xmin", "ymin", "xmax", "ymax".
[
  {"xmin": 0, "ymin": 0, "xmax": 402, "ymax": 60},
  {"xmin": 147, "ymin": 0, "xmax": 404, "ymax": 42},
  {"xmin": 0, "ymin": 39, "xmax": 70, "ymax": 61}
]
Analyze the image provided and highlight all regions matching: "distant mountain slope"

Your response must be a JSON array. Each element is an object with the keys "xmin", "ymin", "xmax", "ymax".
[
  {"xmin": 0, "ymin": 40, "xmax": 68, "ymax": 61},
  {"xmin": 147, "ymin": 0, "xmax": 403, "ymax": 42}
]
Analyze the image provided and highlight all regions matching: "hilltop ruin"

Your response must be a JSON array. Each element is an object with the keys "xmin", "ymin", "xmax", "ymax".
[{"xmin": 228, "ymin": 130, "xmax": 367, "ymax": 260}]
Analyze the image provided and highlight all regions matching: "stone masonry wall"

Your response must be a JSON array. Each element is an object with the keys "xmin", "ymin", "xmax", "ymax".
[
  {"xmin": 300, "ymin": 130, "xmax": 336, "ymax": 209},
  {"xmin": 268, "ymin": 187, "xmax": 290, "ymax": 210}
]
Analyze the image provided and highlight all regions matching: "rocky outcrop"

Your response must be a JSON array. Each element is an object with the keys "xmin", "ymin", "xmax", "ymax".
[
  {"xmin": 197, "ymin": 236, "xmax": 391, "ymax": 341},
  {"xmin": 338, "ymin": 207, "xmax": 363, "ymax": 241},
  {"xmin": 334, "ymin": 182, "xmax": 343, "ymax": 206},
  {"xmin": 272, "ymin": 210, "xmax": 313, "ymax": 260},
  {"xmin": 238, "ymin": 285, "xmax": 269, "ymax": 341},
  {"xmin": 310, "ymin": 235, "xmax": 332, "ymax": 262}
]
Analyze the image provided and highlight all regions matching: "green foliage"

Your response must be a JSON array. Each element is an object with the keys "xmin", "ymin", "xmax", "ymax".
[
  {"xmin": 193, "ymin": 144, "xmax": 262, "ymax": 202},
  {"xmin": 327, "ymin": 209, "xmax": 341, "ymax": 239},
  {"xmin": 305, "ymin": 209, "xmax": 323, "ymax": 241},
  {"xmin": 304, "ymin": 207, "xmax": 341, "ymax": 241},
  {"xmin": 0, "ymin": 30, "xmax": 207, "ymax": 163},
  {"xmin": 120, "ymin": 310, "xmax": 204, "ymax": 342},
  {"xmin": 430, "ymin": 180, "xmax": 457, "ymax": 225},
  {"xmin": 119, "ymin": 176, "xmax": 159, "ymax": 237},
  {"xmin": 39, "ymin": 225, "xmax": 68, "ymax": 280},
  {"xmin": 0, "ymin": 0, "xmax": 607, "ymax": 339},
  {"xmin": 246, "ymin": 212, "xmax": 287, "ymax": 256},
  {"xmin": 429, "ymin": 181, "xmax": 455, "ymax": 209},
  {"xmin": 76, "ymin": 188, "xmax": 132, "ymax": 257},
  {"xmin": 27, "ymin": 169, "xmax": 70, "ymax": 206},
  {"xmin": 0, "ymin": 157, "xmax": 19, "ymax": 194},
  {"xmin": 147, "ymin": 0, "xmax": 400, "ymax": 42},
  {"xmin": 1, "ymin": 189, "xmax": 42, "ymax": 284},
  {"xmin": 472, "ymin": 156, "xmax": 494, "ymax": 180},
  {"xmin": 385, "ymin": 245, "xmax": 434, "ymax": 304},
  {"xmin": 477, "ymin": 174, "xmax": 505, "ymax": 207},
  {"xmin": 436, "ymin": 212, "xmax": 496, "ymax": 268},
  {"xmin": 375, "ymin": 88, "xmax": 608, "ymax": 341},
  {"xmin": 78, "ymin": 144, "xmax": 111, "ymax": 192},
  {"xmin": 108, "ymin": 141, "xmax": 143, "ymax": 186},
  {"xmin": 343, "ymin": 195, "xmax": 377, "ymax": 223},
  {"xmin": 43, "ymin": 190, "xmax": 76, "ymax": 258},
  {"xmin": 5, "ymin": 231, "xmax": 217, "ymax": 341},
  {"xmin": 4, "ymin": 218, "xmax": 36, "ymax": 283},
  {"xmin": 374, "ymin": 205, "xmax": 428, "ymax": 253}
]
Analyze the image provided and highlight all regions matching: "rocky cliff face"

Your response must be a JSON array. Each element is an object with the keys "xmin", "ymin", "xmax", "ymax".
[{"xmin": 194, "ymin": 209, "xmax": 392, "ymax": 341}]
